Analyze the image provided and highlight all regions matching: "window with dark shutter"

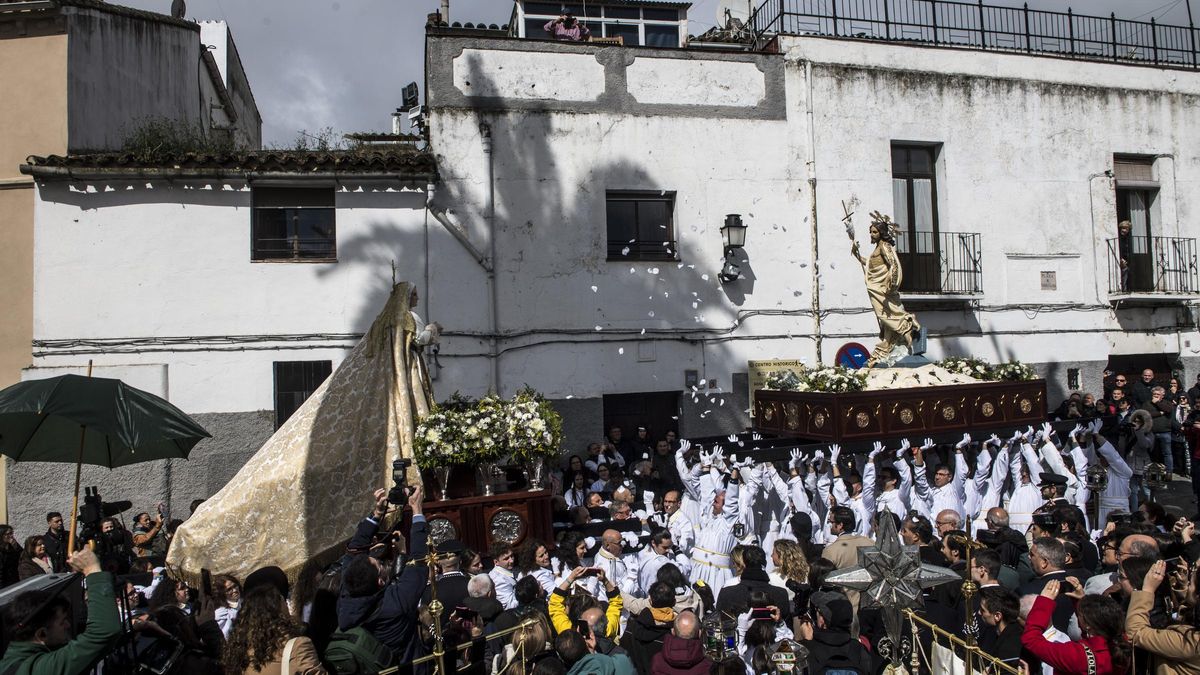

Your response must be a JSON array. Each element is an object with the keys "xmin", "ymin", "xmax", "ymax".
[
  {"xmin": 606, "ymin": 191, "xmax": 677, "ymax": 261},
  {"xmin": 273, "ymin": 360, "xmax": 332, "ymax": 429},
  {"xmin": 252, "ymin": 187, "xmax": 336, "ymax": 261}
]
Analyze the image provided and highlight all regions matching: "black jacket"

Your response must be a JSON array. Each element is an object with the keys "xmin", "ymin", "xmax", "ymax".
[
  {"xmin": 337, "ymin": 515, "xmax": 430, "ymax": 666},
  {"xmin": 422, "ymin": 571, "xmax": 470, "ymax": 626},
  {"xmin": 714, "ymin": 568, "xmax": 792, "ymax": 621},
  {"xmin": 1018, "ymin": 571, "xmax": 1073, "ymax": 633},
  {"xmin": 621, "ymin": 608, "xmax": 672, "ymax": 675},
  {"xmin": 43, "ymin": 529, "xmax": 67, "ymax": 572},
  {"xmin": 802, "ymin": 628, "xmax": 881, "ymax": 675}
]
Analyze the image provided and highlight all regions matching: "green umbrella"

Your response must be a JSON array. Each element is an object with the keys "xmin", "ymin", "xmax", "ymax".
[{"xmin": 0, "ymin": 371, "xmax": 211, "ymax": 551}]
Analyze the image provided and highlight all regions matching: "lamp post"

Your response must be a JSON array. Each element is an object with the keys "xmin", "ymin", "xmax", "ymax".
[
  {"xmin": 1085, "ymin": 464, "xmax": 1109, "ymax": 529},
  {"xmin": 1144, "ymin": 462, "xmax": 1169, "ymax": 504},
  {"xmin": 719, "ymin": 214, "xmax": 748, "ymax": 283}
]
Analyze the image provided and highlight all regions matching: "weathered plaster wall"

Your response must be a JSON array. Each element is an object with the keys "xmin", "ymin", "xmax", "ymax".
[{"xmin": 65, "ymin": 7, "xmax": 200, "ymax": 152}]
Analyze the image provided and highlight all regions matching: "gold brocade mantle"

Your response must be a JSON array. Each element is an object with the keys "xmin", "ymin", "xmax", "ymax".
[{"xmin": 167, "ymin": 283, "xmax": 433, "ymax": 584}]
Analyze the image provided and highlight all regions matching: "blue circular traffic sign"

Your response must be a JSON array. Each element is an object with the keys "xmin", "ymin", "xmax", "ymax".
[{"xmin": 835, "ymin": 342, "xmax": 870, "ymax": 369}]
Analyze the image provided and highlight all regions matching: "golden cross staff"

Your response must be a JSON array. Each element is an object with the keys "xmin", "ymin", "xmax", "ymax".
[{"xmin": 407, "ymin": 535, "xmax": 457, "ymax": 675}]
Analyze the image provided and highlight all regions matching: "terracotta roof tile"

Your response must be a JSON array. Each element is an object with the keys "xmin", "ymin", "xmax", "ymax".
[{"xmin": 23, "ymin": 148, "xmax": 437, "ymax": 177}]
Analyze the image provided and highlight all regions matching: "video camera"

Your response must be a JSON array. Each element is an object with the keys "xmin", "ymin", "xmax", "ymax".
[{"xmin": 77, "ymin": 486, "xmax": 132, "ymax": 542}]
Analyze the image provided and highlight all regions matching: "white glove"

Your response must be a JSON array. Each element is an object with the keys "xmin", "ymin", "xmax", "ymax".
[
  {"xmin": 956, "ymin": 433, "xmax": 971, "ymax": 449},
  {"xmin": 1070, "ymin": 423, "xmax": 1084, "ymax": 442},
  {"xmin": 871, "ymin": 441, "xmax": 884, "ymax": 458},
  {"xmin": 699, "ymin": 449, "xmax": 712, "ymax": 467},
  {"xmin": 921, "ymin": 437, "xmax": 935, "ymax": 451},
  {"xmin": 829, "ymin": 444, "xmax": 842, "ymax": 465},
  {"xmin": 677, "ymin": 439, "xmax": 692, "ymax": 455},
  {"xmin": 813, "ymin": 449, "xmax": 826, "ymax": 463},
  {"xmin": 751, "ymin": 432, "xmax": 762, "ymax": 441},
  {"xmin": 1042, "ymin": 422, "xmax": 1054, "ymax": 440},
  {"xmin": 728, "ymin": 434, "xmax": 738, "ymax": 443},
  {"xmin": 735, "ymin": 456, "xmax": 755, "ymax": 470},
  {"xmin": 1009, "ymin": 430, "xmax": 1023, "ymax": 444},
  {"xmin": 621, "ymin": 531, "xmax": 640, "ymax": 547},
  {"xmin": 1033, "ymin": 430, "xmax": 1045, "ymax": 444},
  {"xmin": 1089, "ymin": 418, "xmax": 1103, "ymax": 434},
  {"xmin": 1023, "ymin": 425, "xmax": 1035, "ymax": 440},
  {"xmin": 789, "ymin": 448, "xmax": 803, "ymax": 471},
  {"xmin": 711, "ymin": 447, "xmax": 726, "ymax": 471},
  {"xmin": 898, "ymin": 438, "xmax": 912, "ymax": 459}
]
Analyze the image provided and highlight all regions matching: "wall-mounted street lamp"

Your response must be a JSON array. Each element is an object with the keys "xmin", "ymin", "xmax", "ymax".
[{"xmin": 719, "ymin": 214, "xmax": 748, "ymax": 283}]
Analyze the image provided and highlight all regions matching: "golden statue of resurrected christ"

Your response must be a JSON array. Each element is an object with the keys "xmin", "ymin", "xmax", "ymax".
[{"xmin": 850, "ymin": 211, "xmax": 922, "ymax": 368}]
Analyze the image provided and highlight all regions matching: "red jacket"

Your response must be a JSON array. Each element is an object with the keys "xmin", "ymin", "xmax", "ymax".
[
  {"xmin": 651, "ymin": 634, "xmax": 712, "ymax": 675},
  {"xmin": 1021, "ymin": 596, "xmax": 1122, "ymax": 675}
]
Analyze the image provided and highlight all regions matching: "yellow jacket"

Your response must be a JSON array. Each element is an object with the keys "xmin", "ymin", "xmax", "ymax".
[
  {"xmin": 548, "ymin": 585, "xmax": 623, "ymax": 639},
  {"xmin": 1125, "ymin": 590, "xmax": 1200, "ymax": 675}
]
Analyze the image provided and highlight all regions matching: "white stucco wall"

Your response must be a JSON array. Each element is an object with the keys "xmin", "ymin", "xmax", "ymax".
[
  {"xmin": 425, "ymin": 34, "xmax": 1200, "ymax": 407},
  {"xmin": 29, "ymin": 179, "xmax": 489, "ymax": 413}
]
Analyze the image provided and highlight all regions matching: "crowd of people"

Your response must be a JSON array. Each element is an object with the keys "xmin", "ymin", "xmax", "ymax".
[
  {"xmin": 1, "ymin": 412, "xmax": 1199, "ymax": 675},
  {"xmin": 1053, "ymin": 368, "xmax": 1200, "ymax": 505}
]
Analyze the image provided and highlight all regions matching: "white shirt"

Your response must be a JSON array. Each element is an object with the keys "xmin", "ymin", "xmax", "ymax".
[{"xmin": 489, "ymin": 566, "xmax": 517, "ymax": 609}]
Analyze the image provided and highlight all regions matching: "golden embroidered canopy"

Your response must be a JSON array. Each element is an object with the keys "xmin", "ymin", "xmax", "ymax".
[{"xmin": 167, "ymin": 283, "xmax": 433, "ymax": 583}]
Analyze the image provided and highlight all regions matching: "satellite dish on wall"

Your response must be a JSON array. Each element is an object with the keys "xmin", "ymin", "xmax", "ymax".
[{"xmin": 716, "ymin": 0, "xmax": 753, "ymax": 26}]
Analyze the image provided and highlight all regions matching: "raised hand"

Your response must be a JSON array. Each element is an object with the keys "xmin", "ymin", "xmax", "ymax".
[
  {"xmin": 789, "ymin": 448, "xmax": 804, "ymax": 471},
  {"xmin": 988, "ymin": 433, "xmax": 1001, "ymax": 448},
  {"xmin": 1009, "ymin": 430, "xmax": 1023, "ymax": 445},
  {"xmin": 871, "ymin": 441, "xmax": 884, "ymax": 457},
  {"xmin": 678, "ymin": 439, "xmax": 692, "ymax": 455},
  {"xmin": 711, "ymin": 447, "xmax": 726, "ymax": 471},
  {"xmin": 1042, "ymin": 422, "xmax": 1054, "ymax": 440},
  {"xmin": 1089, "ymin": 418, "xmax": 1103, "ymax": 435},
  {"xmin": 751, "ymin": 432, "xmax": 763, "ymax": 441},
  {"xmin": 898, "ymin": 438, "xmax": 912, "ymax": 459},
  {"xmin": 921, "ymin": 437, "xmax": 935, "ymax": 451},
  {"xmin": 1070, "ymin": 424, "xmax": 1084, "ymax": 443},
  {"xmin": 829, "ymin": 444, "xmax": 842, "ymax": 465},
  {"xmin": 956, "ymin": 433, "xmax": 971, "ymax": 449}
]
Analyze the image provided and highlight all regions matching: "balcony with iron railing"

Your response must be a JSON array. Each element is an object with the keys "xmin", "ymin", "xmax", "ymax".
[
  {"xmin": 895, "ymin": 230, "xmax": 983, "ymax": 299},
  {"xmin": 748, "ymin": 0, "xmax": 1200, "ymax": 70},
  {"xmin": 1106, "ymin": 236, "xmax": 1199, "ymax": 303}
]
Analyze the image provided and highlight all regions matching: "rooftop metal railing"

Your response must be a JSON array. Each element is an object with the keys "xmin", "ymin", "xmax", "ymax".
[{"xmin": 749, "ymin": 0, "xmax": 1199, "ymax": 69}]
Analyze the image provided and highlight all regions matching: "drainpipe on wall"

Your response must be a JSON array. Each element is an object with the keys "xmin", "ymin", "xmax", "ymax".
[
  {"xmin": 805, "ymin": 61, "xmax": 824, "ymax": 364},
  {"xmin": 480, "ymin": 122, "xmax": 501, "ymax": 394}
]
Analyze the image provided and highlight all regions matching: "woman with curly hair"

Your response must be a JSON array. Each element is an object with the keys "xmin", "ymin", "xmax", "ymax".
[
  {"xmin": 212, "ymin": 574, "xmax": 242, "ymax": 639},
  {"xmin": 769, "ymin": 539, "xmax": 809, "ymax": 601},
  {"xmin": 222, "ymin": 584, "xmax": 326, "ymax": 675},
  {"xmin": 516, "ymin": 539, "xmax": 557, "ymax": 597}
]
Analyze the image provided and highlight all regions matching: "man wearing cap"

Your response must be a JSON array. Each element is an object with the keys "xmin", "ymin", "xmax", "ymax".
[
  {"xmin": 422, "ymin": 539, "xmax": 470, "ymax": 626},
  {"xmin": 1037, "ymin": 473, "xmax": 1070, "ymax": 507},
  {"xmin": 796, "ymin": 592, "xmax": 880, "ymax": 675}
]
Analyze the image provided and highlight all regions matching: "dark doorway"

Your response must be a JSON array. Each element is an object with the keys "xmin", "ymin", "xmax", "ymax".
[
  {"xmin": 1102, "ymin": 353, "xmax": 1178, "ymax": 395},
  {"xmin": 1116, "ymin": 187, "xmax": 1156, "ymax": 292},
  {"xmin": 602, "ymin": 391, "xmax": 681, "ymax": 445}
]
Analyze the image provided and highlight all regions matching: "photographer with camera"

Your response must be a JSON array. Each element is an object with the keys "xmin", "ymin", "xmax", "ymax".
[
  {"xmin": 131, "ymin": 508, "xmax": 167, "ymax": 560},
  {"xmin": 543, "ymin": 13, "xmax": 590, "ymax": 41},
  {"xmin": 0, "ymin": 548, "xmax": 123, "ymax": 675},
  {"xmin": 334, "ymin": 479, "xmax": 428, "ymax": 669}
]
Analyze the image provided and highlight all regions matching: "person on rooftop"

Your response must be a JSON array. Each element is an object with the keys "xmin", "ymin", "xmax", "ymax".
[{"xmin": 544, "ymin": 13, "xmax": 590, "ymax": 42}]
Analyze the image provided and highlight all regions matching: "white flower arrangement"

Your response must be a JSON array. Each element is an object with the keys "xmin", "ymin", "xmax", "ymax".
[
  {"xmin": 414, "ymin": 388, "xmax": 563, "ymax": 469},
  {"xmin": 764, "ymin": 366, "xmax": 867, "ymax": 393},
  {"xmin": 935, "ymin": 356, "xmax": 1037, "ymax": 382},
  {"xmin": 991, "ymin": 360, "xmax": 1037, "ymax": 382},
  {"xmin": 938, "ymin": 356, "xmax": 995, "ymax": 381}
]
